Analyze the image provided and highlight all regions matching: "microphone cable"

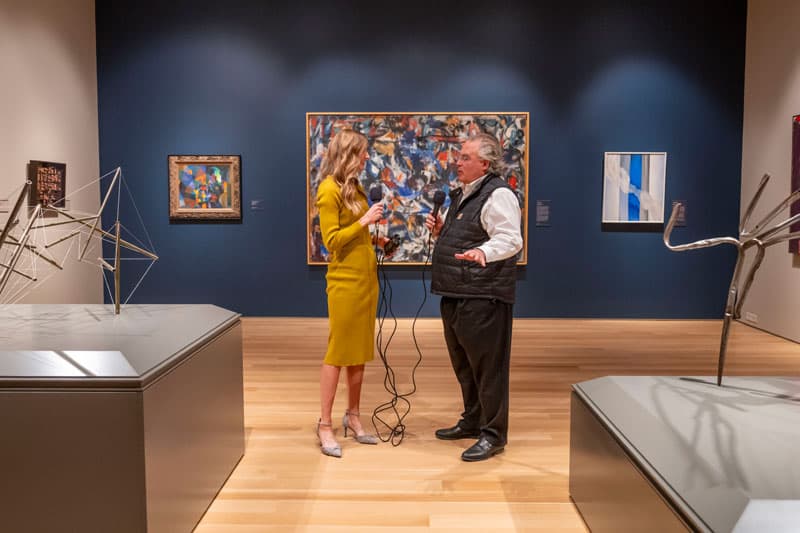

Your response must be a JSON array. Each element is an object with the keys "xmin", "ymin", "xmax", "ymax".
[
  {"xmin": 400, "ymin": 226, "xmax": 435, "ymax": 420},
  {"xmin": 371, "ymin": 191, "xmax": 443, "ymax": 446},
  {"xmin": 366, "ymin": 186, "xmax": 406, "ymax": 444},
  {"xmin": 371, "ymin": 220, "xmax": 407, "ymax": 446}
]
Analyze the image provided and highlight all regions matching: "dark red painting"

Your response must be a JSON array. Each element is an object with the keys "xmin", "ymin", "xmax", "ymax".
[{"xmin": 790, "ymin": 116, "xmax": 800, "ymax": 253}]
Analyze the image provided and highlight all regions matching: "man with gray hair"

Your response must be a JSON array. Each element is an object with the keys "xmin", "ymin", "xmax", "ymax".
[{"xmin": 425, "ymin": 133, "xmax": 523, "ymax": 461}]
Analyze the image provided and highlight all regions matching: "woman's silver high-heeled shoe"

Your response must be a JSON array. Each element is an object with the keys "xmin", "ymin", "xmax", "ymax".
[
  {"xmin": 316, "ymin": 419, "xmax": 342, "ymax": 458},
  {"xmin": 343, "ymin": 410, "xmax": 379, "ymax": 445}
]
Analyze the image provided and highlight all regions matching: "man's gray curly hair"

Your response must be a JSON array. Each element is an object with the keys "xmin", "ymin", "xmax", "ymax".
[{"xmin": 468, "ymin": 133, "xmax": 506, "ymax": 175}]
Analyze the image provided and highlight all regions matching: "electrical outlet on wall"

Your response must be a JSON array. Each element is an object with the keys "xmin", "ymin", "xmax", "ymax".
[{"xmin": 744, "ymin": 311, "xmax": 759, "ymax": 324}]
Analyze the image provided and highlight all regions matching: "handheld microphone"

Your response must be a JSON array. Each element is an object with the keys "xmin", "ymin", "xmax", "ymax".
[
  {"xmin": 369, "ymin": 186, "xmax": 383, "ymax": 205},
  {"xmin": 432, "ymin": 190, "xmax": 446, "ymax": 220},
  {"xmin": 368, "ymin": 186, "xmax": 384, "ymax": 257}
]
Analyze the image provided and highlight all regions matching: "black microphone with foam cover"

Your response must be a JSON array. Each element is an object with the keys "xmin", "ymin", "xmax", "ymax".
[
  {"xmin": 432, "ymin": 190, "xmax": 446, "ymax": 219},
  {"xmin": 368, "ymin": 186, "xmax": 383, "ymax": 248},
  {"xmin": 369, "ymin": 186, "xmax": 383, "ymax": 204}
]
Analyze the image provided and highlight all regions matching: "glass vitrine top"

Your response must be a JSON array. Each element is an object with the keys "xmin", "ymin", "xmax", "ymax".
[
  {"xmin": 0, "ymin": 304, "xmax": 239, "ymax": 383},
  {"xmin": 574, "ymin": 376, "xmax": 800, "ymax": 533}
]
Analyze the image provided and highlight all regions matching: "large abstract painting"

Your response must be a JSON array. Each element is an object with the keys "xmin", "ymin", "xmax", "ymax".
[
  {"xmin": 307, "ymin": 113, "xmax": 529, "ymax": 264},
  {"xmin": 789, "ymin": 115, "xmax": 800, "ymax": 253},
  {"xmin": 602, "ymin": 152, "xmax": 667, "ymax": 225}
]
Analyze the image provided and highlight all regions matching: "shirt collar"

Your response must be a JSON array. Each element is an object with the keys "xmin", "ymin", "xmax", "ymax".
[{"xmin": 460, "ymin": 173, "xmax": 489, "ymax": 202}]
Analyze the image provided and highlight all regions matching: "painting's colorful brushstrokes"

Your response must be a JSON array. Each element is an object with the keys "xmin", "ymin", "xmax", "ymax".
[
  {"xmin": 602, "ymin": 152, "xmax": 667, "ymax": 224},
  {"xmin": 307, "ymin": 113, "xmax": 529, "ymax": 264},
  {"xmin": 178, "ymin": 164, "xmax": 232, "ymax": 209}
]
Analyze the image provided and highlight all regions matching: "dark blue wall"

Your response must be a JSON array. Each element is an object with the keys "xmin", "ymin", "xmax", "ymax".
[{"xmin": 96, "ymin": 0, "xmax": 746, "ymax": 317}]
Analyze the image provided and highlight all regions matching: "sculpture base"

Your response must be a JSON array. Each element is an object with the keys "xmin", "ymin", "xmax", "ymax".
[
  {"xmin": 570, "ymin": 376, "xmax": 800, "ymax": 533},
  {"xmin": 0, "ymin": 304, "xmax": 244, "ymax": 533}
]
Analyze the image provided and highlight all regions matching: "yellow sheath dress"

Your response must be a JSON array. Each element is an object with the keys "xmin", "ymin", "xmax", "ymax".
[{"xmin": 316, "ymin": 176, "xmax": 378, "ymax": 366}]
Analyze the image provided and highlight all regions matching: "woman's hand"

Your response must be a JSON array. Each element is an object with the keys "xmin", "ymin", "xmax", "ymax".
[
  {"xmin": 359, "ymin": 203, "xmax": 384, "ymax": 226},
  {"xmin": 425, "ymin": 213, "xmax": 444, "ymax": 238}
]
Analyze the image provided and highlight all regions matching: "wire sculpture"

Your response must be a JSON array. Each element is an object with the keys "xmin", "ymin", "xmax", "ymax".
[
  {"xmin": 0, "ymin": 167, "xmax": 158, "ymax": 314},
  {"xmin": 664, "ymin": 173, "xmax": 800, "ymax": 386}
]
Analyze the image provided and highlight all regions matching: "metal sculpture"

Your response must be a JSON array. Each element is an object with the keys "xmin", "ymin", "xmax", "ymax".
[
  {"xmin": 0, "ymin": 181, "xmax": 42, "ymax": 298},
  {"xmin": 0, "ymin": 167, "xmax": 158, "ymax": 314},
  {"xmin": 664, "ymin": 173, "xmax": 800, "ymax": 386}
]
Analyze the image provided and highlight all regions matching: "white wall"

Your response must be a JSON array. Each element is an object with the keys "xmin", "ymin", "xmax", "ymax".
[
  {"xmin": 0, "ymin": 0, "xmax": 101, "ymax": 303},
  {"xmin": 740, "ymin": 0, "xmax": 800, "ymax": 341}
]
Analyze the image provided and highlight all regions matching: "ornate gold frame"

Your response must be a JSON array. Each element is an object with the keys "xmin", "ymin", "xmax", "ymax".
[{"xmin": 168, "ymin": 154, "xmax": 241, "ymax": 221}]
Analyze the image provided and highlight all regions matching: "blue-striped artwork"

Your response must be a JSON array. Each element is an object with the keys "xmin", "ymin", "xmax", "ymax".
[{"xmin": 602, "ymin": 152, "xmax": 667, "ymax": 224}]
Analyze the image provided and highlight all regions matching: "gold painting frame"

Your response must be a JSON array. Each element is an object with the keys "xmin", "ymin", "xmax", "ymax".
[
  {"xmin": 168, "ymin": 154, "xmax": 241, "ymax": 221},
  {"xmin": 306, "ymin": 112, "xmax": 530, "ymax": 265}
]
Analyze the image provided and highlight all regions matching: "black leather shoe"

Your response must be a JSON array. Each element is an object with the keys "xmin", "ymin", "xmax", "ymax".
[
  {"xmin": 435, "ymin": 424, "xmax": 481, "ymax": 440},
  {"xmin": 461, "ymin": 437, "xmax": 505, "ymax": 462}
]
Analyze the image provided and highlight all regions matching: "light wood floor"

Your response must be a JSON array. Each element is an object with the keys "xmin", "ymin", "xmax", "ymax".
[{"xmin": 195, "ymin": 318, "xmax": 800, "ymax": 532}]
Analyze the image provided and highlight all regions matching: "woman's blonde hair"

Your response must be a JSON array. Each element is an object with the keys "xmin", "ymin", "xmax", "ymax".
[{"xmin": 319, "ymin": 129, "xmax": 368, "ymax": 214}]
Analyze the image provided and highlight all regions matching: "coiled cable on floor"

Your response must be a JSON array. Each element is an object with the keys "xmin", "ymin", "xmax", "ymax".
[{"xmin": 371, "ymin": 231, "xmax": 434, "ymax": 446}]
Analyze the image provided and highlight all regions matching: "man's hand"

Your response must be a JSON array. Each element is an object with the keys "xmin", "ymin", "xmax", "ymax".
[
  {"xmin": 455, "ymin": 248, "xmax": 486, "ymax": 267},
  {"xmin": 425, "ymin": 213, "xmax": 444, "ymax": 238}
]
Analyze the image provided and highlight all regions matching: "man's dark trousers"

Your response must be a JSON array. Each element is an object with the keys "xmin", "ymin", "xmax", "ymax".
[{"xmin": 440, "ymin": 296, "xmax": 513, "ymax": 445}]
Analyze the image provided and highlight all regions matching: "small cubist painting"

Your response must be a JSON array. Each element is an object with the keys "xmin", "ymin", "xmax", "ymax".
[
  {"xmin": 602, "ymin": 152, "xmax": 667, "ymax": 226},
  {"xmin": 306, "ymin": 112, "xmax": 530, "ymax": 265},
  {"xmin": 168, "ymin": 155, "xmax": 241, "ymax": 221}
]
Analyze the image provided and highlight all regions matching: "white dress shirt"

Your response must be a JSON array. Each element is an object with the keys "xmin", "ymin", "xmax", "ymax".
[{"xmin": 446, "ymin": 174, "xmax": 523, "ymax": 263}]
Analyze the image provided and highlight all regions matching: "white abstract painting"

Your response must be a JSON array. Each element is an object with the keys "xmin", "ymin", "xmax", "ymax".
[{"xmin": 602, "ymin": 152, "xmax": 667, "ymax": 223}]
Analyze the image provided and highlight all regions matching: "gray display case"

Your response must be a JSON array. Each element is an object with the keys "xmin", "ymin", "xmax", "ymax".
[
  {"xmin": 0, "ymin": 304, "xmax": 244, "ymax": 533},
  {"xmin": 570, "ymin": 376, "xmax": 800, "ymax": 533}
]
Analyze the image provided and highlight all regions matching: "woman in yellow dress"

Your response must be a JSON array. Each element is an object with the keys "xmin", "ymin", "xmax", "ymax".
[{"xmin": 316, "ymin": 129, "xmax": 386, "ymax": 458}]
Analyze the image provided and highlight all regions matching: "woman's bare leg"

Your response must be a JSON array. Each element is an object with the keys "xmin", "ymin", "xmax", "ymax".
[
  {"xmin": 319, "ymin": 363, "xmax": 341, "ymax": 448},
  {"xmin": 345, "ymin": 364, "xmax": 366, "ymax": 434}
]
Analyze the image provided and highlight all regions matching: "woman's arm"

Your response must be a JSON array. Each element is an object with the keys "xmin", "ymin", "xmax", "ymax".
[{"xmin": 316, "ymin": 183, "xmax": 365, "ymax": 254}]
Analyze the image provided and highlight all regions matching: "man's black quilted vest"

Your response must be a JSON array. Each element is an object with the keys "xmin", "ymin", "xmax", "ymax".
[{"xmin": 431, "ymin": 174, "xmax": 517, "ymax": 304}]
